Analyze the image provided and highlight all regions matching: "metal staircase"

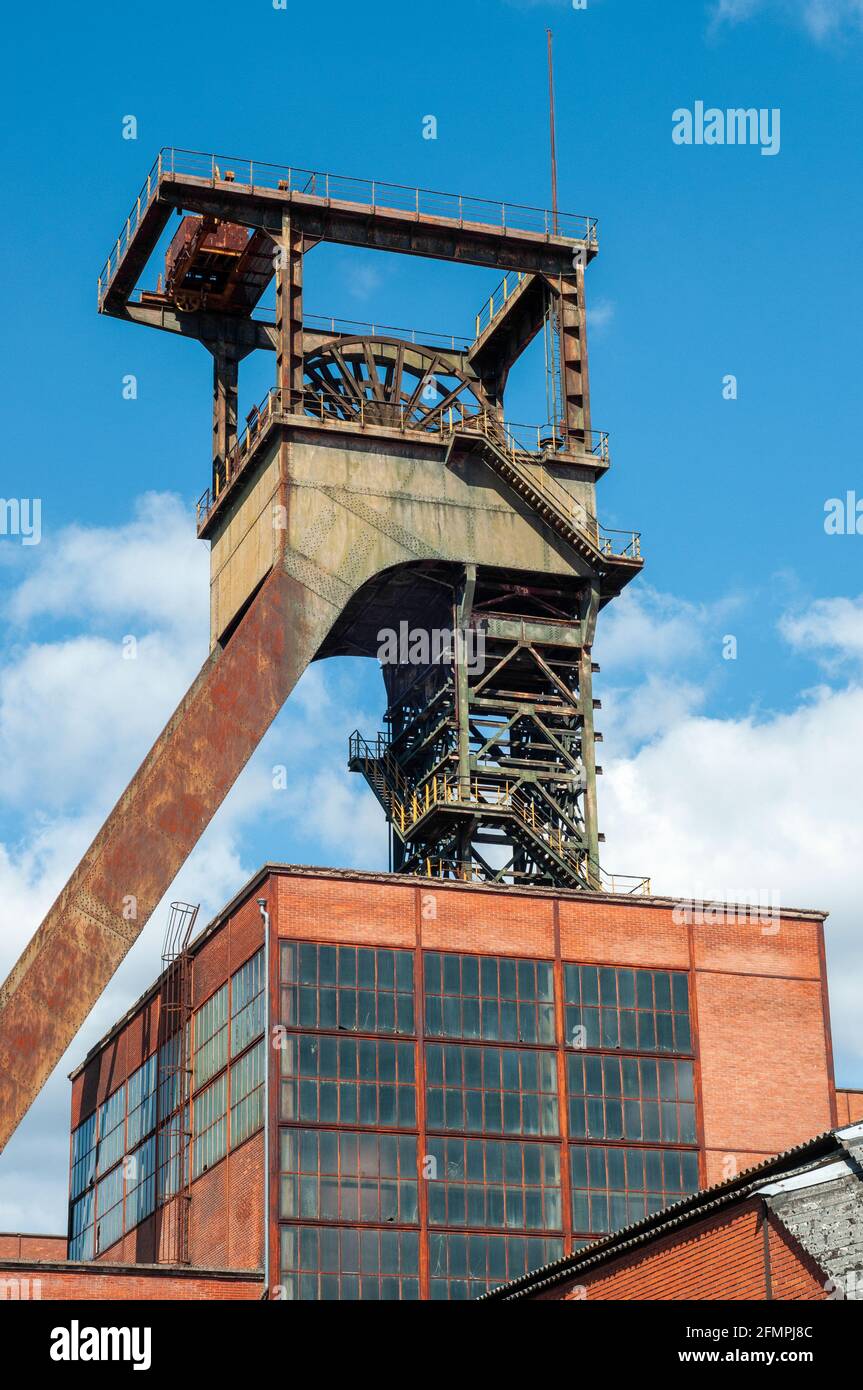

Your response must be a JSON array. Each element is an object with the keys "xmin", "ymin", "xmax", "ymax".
[
  {"xmin": 349, "ymin": 732, "xmax": 650, "ymax": 894},
  {"xmin": 444, "ymin": 413, "xmax": 640, "ymax": 568}
]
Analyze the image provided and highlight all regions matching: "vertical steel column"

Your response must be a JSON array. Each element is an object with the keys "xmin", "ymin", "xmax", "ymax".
[
  {"xmin": 553, "ymin": 269, "xmax": 592, "ymax": 450},
  {"xmin": 578, "ymin": 583, "xmax": 601, "ymax": 882},
  {"xmin": 455, "ymin": 567, "xmax": 477, "ymax": 878},
  {"xmin": 275, "ymin": 214, "xmax": 304, "ymax": 408},
  {"xmin": 211, "ymin": 345, "xmax": 239, "ymax": 493}
]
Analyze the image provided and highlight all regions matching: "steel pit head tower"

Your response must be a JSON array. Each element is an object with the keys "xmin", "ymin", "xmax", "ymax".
[{"xmin": 0, "ymin": 147, "xmax": 644, "ymax": 1149}]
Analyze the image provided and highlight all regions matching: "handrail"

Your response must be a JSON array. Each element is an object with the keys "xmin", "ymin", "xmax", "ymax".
[
  {"xmin": 474, "ymin": 270, "xmax": 530, "ymax": 340},
  {"xmin": 98, "ymin": 146, "xmax": 599, "ymax": 307},
  {"xmin": 348, "ymin": 732, "xmax": 651, "ymax": 895},
  {"xmin": 196, "ymin": 394, "xmax": 634, "ymax": 561},
  {"xmin": 97, "ymin": 151, "xmax": 163, "ymax": 307},
  {"xmin": 449, "ymin": 413, "xmax": 642, "ymax": 559},
  {"xmin": 302, "ymin": 313, "xmax": 472, "ymax": 353}
]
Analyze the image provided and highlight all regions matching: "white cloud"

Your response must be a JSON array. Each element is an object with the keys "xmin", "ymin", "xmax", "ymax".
[
  {"xmin": 587, "ymin": 299, "xmax": 615, "ymax": 333},
  {"xmin": 780, "ymin": 595, "xmax": 863, "ymax": 665},
  {"xmin": 599, "ymin": 590, "xmax": 863, "ymax": 1085},
  {"xmin": 709, "ymin": 0, "xmax": 863, "ymax": 41},
  {"xmin": 6, "ymin": 492, "xmax": 208, "ymax": 637}
]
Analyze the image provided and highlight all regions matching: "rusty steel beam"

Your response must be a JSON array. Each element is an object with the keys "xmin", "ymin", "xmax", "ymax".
[{"xmin": 0, "ymin": 565, "xmax": 336, "ymax": 1151}]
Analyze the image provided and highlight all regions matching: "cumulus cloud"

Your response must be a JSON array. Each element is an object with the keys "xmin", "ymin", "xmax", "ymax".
[
  {"xmin": 779, "ymin": 595, "xmax": 863, "ymax": 666},
  {"xmin": 598, "ymin": 589, "xmax": 863, "ymax": 1085},
  {"xmin": 6, "ymin": 492, "xmax": 208, "ymax": 636}
]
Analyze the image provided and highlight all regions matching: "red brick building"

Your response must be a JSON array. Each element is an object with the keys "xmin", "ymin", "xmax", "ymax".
[{"xmin": 36, "ymin": 864, "xmax": 837, "ymax": 1300}]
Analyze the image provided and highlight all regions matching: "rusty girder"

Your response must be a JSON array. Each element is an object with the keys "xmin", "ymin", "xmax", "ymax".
[{"xmin": 0, "ymin": 566, "xmax": 335, "ymax": 1151}]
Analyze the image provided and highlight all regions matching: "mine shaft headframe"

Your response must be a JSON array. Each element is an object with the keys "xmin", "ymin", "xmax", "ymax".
[
  {"xmin": 97, "ymin": 147, "xmax": 598, "ymax": 461},
  {"xmin": 349, "ymin": 563, "xmax": 609, "ymax": 893}
]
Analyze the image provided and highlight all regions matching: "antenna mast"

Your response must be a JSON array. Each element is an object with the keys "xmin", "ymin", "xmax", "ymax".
[{"xmin": 547, "ymin": 28, "xmax": 559, "ymax": 234}]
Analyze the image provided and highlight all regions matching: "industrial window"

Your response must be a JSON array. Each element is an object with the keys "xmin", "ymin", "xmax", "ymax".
[
  {"xmin": 279, "ymin": 1224, "xmax": 420, "ymax": 1301},
  {"xmin": 570, "ymin": 1145, "xmax": 700, "ymax": 1234},
  {"xmin": 280, "ymin": 1034, "xmax": 417, "ymax": 1129},
  {"xmin": 126, "ymin": 1053, "xmax": 158, "ymax": 1150},
  {"xmin": 280, "ymin": 1128, "xmax": 419, "ymax": 1225},
  {"xmin": 428, "ymin": 1232, "xmax": 564, "ymax": 1300},
  {"xmin": 193, "ymin": 983, "xmax": 229, "ymax": 1089},
  {"xmin": 564, "ymin": 965, "xmax": 691, "ymax": 1055},
  {"xmin": 230, "ymin": 1038, "xmax": 265, "ymax": 1149},
  {"xmin": 94, "ymin": 1163, "xmax": 124, "ymax": 1254},
  {"xmin": 69, "ymin": 1189, "xmax": 95, "ymax": 1262},
  {"xmin": 70, "ymin": 1112, "xmax": 97, "ymax": 1200},
  {"xmin": 157, "ymin": 1106, "xmax": 190, "ymax": 1202},
  {"xmin": 425, "ymin": 1043, "xmax": 559, "ymax": 1137},
  {"xmin": 426, "ymin": 1136, "xmax": 562, "ymax": 1232},
  {"xmin": 567, "ymin": 1053, "xmax": 697, "ymax": 1145},
  {"xmin": 124, "ymin": 1134, "xmax": 156, "ymax": 1230},
  {"xmin": 158, "ymin": 1026, "xmax": 190, "ymax": 1118},
  {"xmin": 280, "ymin": 942, "xmax": 415, "ymax": 1036},
  {"xmin": 231, "ymin": 949, "xmax": 265, "ymax": 1055},
  {"xmin": 424, "ymin": 952, "xmax": 555, "ymax": 1045},
  {"xmin": 192, "ymin": 1072, "xmax": 227, "ymax": 1178},
  {"xmin": 95, "ymin": 1086, "xmax": 126, "ymax": 1177}
]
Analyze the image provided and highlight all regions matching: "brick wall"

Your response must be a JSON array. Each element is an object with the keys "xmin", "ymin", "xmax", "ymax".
[
  {"xmin": 272, "ymin": 868, "xmax": 836, "ymax": 1186},
  {"xmin": 0, "ymin": 1260, "xmax": 262, "ymax": 1301},
  {"xmin": 836, "ymin": 1090, "xmax": 863, "ymax": 1125},
  {"xmin": 533, "ymin": 1200, "xmax": 827, "ymax": 1301},
  {"xmin": 67, "ymin": 865, "xmax": 838, "ymax": 1283},
  {"xmin": 0, "ymin": 1233, "xmax": 67, "ymax": 1261}
]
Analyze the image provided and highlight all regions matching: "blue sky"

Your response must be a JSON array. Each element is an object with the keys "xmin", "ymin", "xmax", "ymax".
[{"xmin": 1, "ymin": 0, "xmax": 862, "ymax": 1229}]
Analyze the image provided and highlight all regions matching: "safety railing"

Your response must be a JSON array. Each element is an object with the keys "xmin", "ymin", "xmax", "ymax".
[
  {"xmin": 474, "ymin": 270, "xmax": 531, "ymax": 339},
  {"xmin": 97, "ymin": 151, "xmax": 164, "ymax": 307},
  {"xmin": 302, "ymin": 313, "xmax": 472, "ymax": 353},
  {"xmin": 162, "ymin": 147, "xmax": 597, "ymax": 238},
  {"xmin": 197, "ymin": 387, "xmax": 484, "ymax": 523},
  {"xmin": 451, "ymin": 411, "xmax": 598, "ymax": 536},
  {"xmin": 449, "ymin": 413, "xmax": 642, "ymax": 559},
  {"xmin": 349, "ymin": 736, "xmax": 651, "ymax": 894},
  {"xmin": 196, "ymin": 393, "xmax": 633, "ymax": 559},
  {"xmin": 98, "ymin": 146, "xmax": 599, "ymax": 306}
]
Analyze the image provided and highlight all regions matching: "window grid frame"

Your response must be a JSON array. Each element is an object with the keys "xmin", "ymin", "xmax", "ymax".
[
  {"xmin": 279, "ymin": 1223, "xmax": 420, "ymax": 1301},
  {"xmin": 563, "ymin": 963, "xmax": 692, "ymax": 1057},
  {"xmin": 569, "ymin": 1142, "xmax": 701, "ymax": 1237},
  {"xmin": 425, "ymin": 1134, "xmax": 563, "ymax": 1234},
  {"xmin": 68, "ymin": 947, "xmax": 268, "ymax": 1257},
  {"xmin": 567, "ymin": 1051, "xmax": 698, "ymax": 1147},
  {"xmin": 424, "ymin": 950, "xmax": 556, "ymax": 1046},
  {"xmin": 279, "ymin": 1126, "xmax": 420, "ymax": 1227},
  {"xmin": 425, "ymin": 1040, "xmax": 560, "ymax": 1139},
  {"xmin": 279, "ymin": 941, "xmax": 416, "ymax": 1039}
]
